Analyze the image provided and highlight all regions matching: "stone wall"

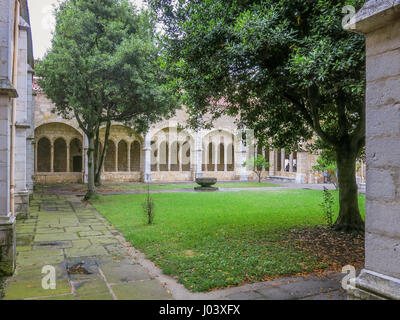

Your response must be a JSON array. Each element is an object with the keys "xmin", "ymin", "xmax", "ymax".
[
  {"xmin": 0, "ymin": 0, "xmax": 34, "ymax": 276},
  {"xmin": 346, "ymin": 0, "xmax": 400, "ymax": 300}
]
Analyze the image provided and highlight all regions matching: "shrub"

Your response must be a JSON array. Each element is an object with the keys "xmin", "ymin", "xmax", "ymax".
[
  {"xmin": 142, "ymin": 184, "xmax": 155, "ymax": 225},
  {"xmin": 320, "ymin": 187, "xmax": 334, "ymax": 226}
]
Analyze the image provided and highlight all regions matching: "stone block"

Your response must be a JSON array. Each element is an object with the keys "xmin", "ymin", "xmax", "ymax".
[
  {"xmin": 366, "ymin": 169, "xmax": 395, "ymax": 201},
  {"xmin": 366, "ymin": 47, "xmax": 400, "ymax": 82},
  {"xmin": 366, "ymin": 104, "xmax": 400, "ymax": 137},
  {"xmin": 0, "ymin": 219, "xmax": 16, "ymax": 276},
  {"xmin": 365, "ymin": 232, "xmax": 400, "ymax": 279}
]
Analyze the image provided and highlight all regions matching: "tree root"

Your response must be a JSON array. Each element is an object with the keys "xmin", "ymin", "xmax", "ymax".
[
  {"xmin": 83, "ymin": 190, "xmax": 96, "ymax": 201},
  {"xmin": 333, "ymin": 221, "xmax": 365, "ymax": 235}
]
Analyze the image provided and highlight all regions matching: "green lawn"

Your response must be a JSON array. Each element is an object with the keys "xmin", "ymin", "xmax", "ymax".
[
  {"xmin": 92, "ymin": 189, "xmax": 365, "ymax": 292},
  {"xmin": 107, "ymin": 181, "xmax": 280, "ymax": 191}
]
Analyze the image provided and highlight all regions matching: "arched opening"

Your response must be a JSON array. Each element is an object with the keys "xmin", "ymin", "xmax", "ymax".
[
  {"xmin": 257, "ymin": 144, "xmax": 263, "ymax": 171},
  {"xmin": 54, "ymin": 138, "xmax": 67, "ymax": 172},
  {"xmin": 264, "ymin": 149, "xmax": 270, "ymax": 164},
  {"xmin": 202, "ymin": 143, "xmax": 207, "ymax": 171},
  {"xmin": 118, "ymin": 140, "xmax": 128, "ymax": 172},
  {"xmin": 276, "ymin": 150, "xmax": 282, "ymax": 172},
  {"xmin": 182, "ymin": 141, "xmax": 191, "ymax": 171},
  {"xmin": 105, "ymin": 140, "xmax": 116, "ymax": 172},
  {"xmin": 131, "ymin": 141, "xmax": 141, "ymax": 172},
  {"xmin": 37, "ymin": 137, "xmax": 51, "ymax": 172},
  {"xmin": 70, "ymin": 138, "xmax": 82, "ymax": 172},
  {"xmin": 170, "ymin": 141, "xmax": 180, "ymax": 171},
  {"xmin": 227, "ymin": 143, "xmax": 234, "ymax": 171},
  {"xmin": 159, "ymin": 141, "xmax": 169, "ymax": 171},
  {"xmin": 218, "ymin": 143, "xmax": 225, "ymax": 171},
  {"xmin": 285, "ymin": 150, "xmax": 290, "ymax": 172}
]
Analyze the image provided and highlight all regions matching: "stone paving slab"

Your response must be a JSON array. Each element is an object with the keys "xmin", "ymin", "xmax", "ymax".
[{"xmin": 2, "ymin": 194, "xmax": 172, "ymax": 300}]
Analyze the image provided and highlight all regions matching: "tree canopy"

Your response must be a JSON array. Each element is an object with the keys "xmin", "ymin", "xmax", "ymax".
[
  {"xmin": 37, "ymin": 0, "xmax": 178, "ymax": 197},
  {"xmin": 150, "ymin": 0, "xmax": 366, "ymax": 231}
]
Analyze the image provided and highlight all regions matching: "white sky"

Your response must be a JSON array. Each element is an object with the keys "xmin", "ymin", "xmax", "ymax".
[{"xmin": 29, "ymin": 0, "xmax": 145, "ymax": 59}]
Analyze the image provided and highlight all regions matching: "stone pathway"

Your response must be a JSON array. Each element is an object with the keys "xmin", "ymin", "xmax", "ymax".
[
  {"xmin": 2, "ymin": 192, "xmax": 348, "ymax": 300},
  {"xmin": 3, "ymin": 193, "xmax": 172, "ymax": 300}
]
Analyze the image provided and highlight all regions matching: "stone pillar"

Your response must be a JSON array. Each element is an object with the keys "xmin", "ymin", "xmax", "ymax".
[
  {"xmin": 0, "ymin": 0, "xmax": 17, "ymax": 276},
  {"xmin": 239, "ymin": 135, "xmax": 248, "ymax": 181},
  {"xmin": 127, "ymin": 142, "xmax": 131, "ymax": 172},
  {"xmin": 0, "ymin": 92, "xmax": 17, "ymax": 276},
  {"xmin": 345, "ymin": 0, "xmax": 400, "ymax": 300},
  {"xmin": 115, "ymin": 141, "xmax": 118, "ymax": 172},
  {"xmin": 26, "ymin": 65, "xmax": 34, "ymax": 193},
  {"xmin": 214, "ymin": 143, "xmax": 217, "ymax": 172},
  {"xmin": 281, "ymin": 149, "xmax": 285, "ymax": 172},
  {"xmin": 296, "ymin": 152, "xmax": 308, "ymax": 184},
  {"xmin": 13, "ymin": 17, "xmax": 30, "ymax": 219},
  {"xmin": 66, "ymin": 144, "xmax": 70, "ymax": 172},
  {"xmin": 195, "ymin": 132, "xmax": 203, "ymax": 179},
  {"xmin": 50, "ymin": 140, "xmax": 54, "ymax": 173},
  {"xmin": 269, "ymin": 150, "xmax": 275, "ymax": 176},
  {"xmin": 167, "ymin": 142, "xmax": 171, "ymax": 172},
  {"xmin": 179, "ymin": 143, "xmax": 183, "ymax": 172},
  {"xmin": 143, "ymin": 131, "xmax": 152, "ymax": 182}
]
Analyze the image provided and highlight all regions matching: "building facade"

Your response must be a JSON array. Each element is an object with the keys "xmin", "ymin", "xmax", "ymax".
[{"xmin": 33, "ymin": 83, "xmax": 333, "ymax": 186}]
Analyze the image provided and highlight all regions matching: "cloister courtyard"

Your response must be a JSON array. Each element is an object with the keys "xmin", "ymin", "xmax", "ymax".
[
  {"xmin": 0, "ymin": 180, "xmax": 365, "ymax": 300},
  {"xmin": 1, "ymin": 0, "xmax": 400, "ymax": 305}
]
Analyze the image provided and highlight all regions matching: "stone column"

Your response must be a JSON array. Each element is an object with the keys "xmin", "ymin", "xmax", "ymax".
[
  {"xmin": 143, "ymin": 131, "xmax": 152, "ymax": 182},
  {"xmin": 167, "ymin": 142, "xmax": 171, "ymax": 172},
  {"xmin": 179, "ymin": 143, "xmax": 183, "ymax": 172},
  {"xmin": 50, "ymin": 140, "xmax": 54, "ymax": 173},
  {"xmin": 14, "ymin": 17, "xmax": 30, "ymax": 219},
  {"xmin": 239, "ymin": 135, "xmax": 248, "ymax": 181},
  {"xmin": 26, "ymin": 65, "xmax": 34, "ymax": 193},
  {"xmin": 295, "ymin": 152, "xmax": 308, "ymax": 184},
  {"xmin": 214, "ymin": 143, "xmax": 218, "ymax": 172},
  {"xmin": 66, "ymin": 143, "xmax": 70, "ymax": 172},
  {"xmin": 269, "ymin": 150, "xmax": 275, "ymax": 176},
  {"xmin": 115, "ymin": 141, "xmax": 118, "ymax": 172},
  {"xmin": 0, "ymin": 92, "xmax": 17, "ymax": 276},
  {"xmin": 346, "ymin": 0, "xmax": 400, "ymax": 300},
  {"xmin": 195, "ymin": 132, "xmax": 203, "ymax": 179},
  {"xmin": 0, "ymin": 0, "xmax": 17, "ymax": 276},
  {"xmin": 127, "ymin": 142, "xmax": 131, "ymax": 172},
  {"xmin": 281, "ymin": 149, "xmax": 285, "ymax": 172}
]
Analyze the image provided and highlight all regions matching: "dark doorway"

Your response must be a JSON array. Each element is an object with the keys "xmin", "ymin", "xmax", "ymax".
[{"xmin": 73, "ymin": 156, "xmax": 82, "ymax": 172}]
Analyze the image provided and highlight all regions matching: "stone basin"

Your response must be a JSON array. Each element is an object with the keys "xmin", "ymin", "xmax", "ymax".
[
  {"xmin": 195, "ymin": 178, "xmax": 218, "ymax": 191},
  {"xmin": 195, "ymin": 178, "xmax": 217, "ymax": 187}
]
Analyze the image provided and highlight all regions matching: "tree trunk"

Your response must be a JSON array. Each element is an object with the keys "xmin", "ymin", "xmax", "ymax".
[
  {"xmin": 84, "ymin": 134, "xmax": 96, "ymax": 201},
  {"xmin": 95, "ymin": 120, "xmax": 111, "ymax": 186},
  {"xmin": 334, "ymin": 151, "xmax": 364, "ymax": 233}
]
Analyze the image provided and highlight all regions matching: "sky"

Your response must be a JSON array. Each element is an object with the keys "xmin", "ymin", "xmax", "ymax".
[{"xmin": 29, "ymin": 0, "xmax": 145, "ymax": 59}]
